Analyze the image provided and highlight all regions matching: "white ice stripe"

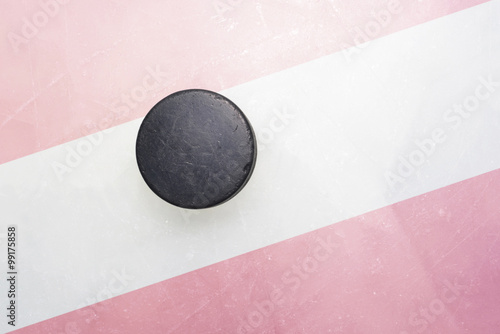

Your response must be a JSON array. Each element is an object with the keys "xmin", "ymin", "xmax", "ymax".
[{"xmin": 1, "ymin": 1, "xmax": 500, "ymax": 330}]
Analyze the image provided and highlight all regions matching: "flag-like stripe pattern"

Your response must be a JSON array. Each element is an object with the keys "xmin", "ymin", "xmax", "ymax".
[{"xmin": 1, "ymin": 1, "xmax": 499, "ymax": 333}]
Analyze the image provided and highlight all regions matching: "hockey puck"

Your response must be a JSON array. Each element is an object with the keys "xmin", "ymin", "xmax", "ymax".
[{"xmin": 136, "ymin": 89, "xmax": 257, "ymax": 209}]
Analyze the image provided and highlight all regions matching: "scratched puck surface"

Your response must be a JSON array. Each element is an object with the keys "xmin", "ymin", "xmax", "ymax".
[{"xmin": 136, "ymin": 89, "xmax": 257, "ymax": 209}]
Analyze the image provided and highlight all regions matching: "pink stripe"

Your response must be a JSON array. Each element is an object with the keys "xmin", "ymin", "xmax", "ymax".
[
  {"xmin": 10, "ymin": 168, "xmax": 500, "ymax": 333},
  {"xmin": 0, "ymin": 0, "xmax": 490, "ymax": 165}
]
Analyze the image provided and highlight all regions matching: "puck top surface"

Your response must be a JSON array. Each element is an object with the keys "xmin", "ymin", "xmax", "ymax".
[{"xmin": 136, "ymin": 89, "xmax": 257, "ymax": 209}]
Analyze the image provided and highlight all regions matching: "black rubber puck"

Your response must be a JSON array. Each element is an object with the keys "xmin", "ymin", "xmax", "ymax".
[{"xmin": 136, "ymin": 89, "xmax": 257, "ymax": 209}]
